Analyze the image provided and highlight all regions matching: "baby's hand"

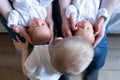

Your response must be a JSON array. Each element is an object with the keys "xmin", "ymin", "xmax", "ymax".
[
  {"xmin": 12, "ymin": 25, "xmax": 21, "ymax": 33},
  {"xmin": 69, "ymin": 13, "xmax": 78, "ymax": 31}
]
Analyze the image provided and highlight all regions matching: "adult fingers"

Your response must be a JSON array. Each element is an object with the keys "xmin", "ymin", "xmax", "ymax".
[
  {"xmin": 62, "ymin": 25, "xmax": 72, "ymax": 37},
  {"xmin": 16, "ymin": 35, "xmax": 21, "ymax": 42},
  {"xmin": 94, "ymin": 23, "xmax": 101, "ymax": 36},
  {"xmin": 93, "ymin": 28, "xmax": 105, "ymax": 48},
  {"xmin": 93, "ymin": 34, "xmax": 103, "ymax": 48},
  {"xmin": 70, "ymin": 18, "xmax": 77, "ymax": 31},
  {"xmin": 12, "ymin": 38, "xmax": 17, "ymax": 45}
]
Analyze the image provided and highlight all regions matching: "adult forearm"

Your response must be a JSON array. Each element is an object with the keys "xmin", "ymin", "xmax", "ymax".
[
  {"xmin": 59, "ymin": 0, "xmax": 71, "ymax": 20},
  {"xmin": 100, "ymin": 0, "xmax": 120, "ymax": 16},
  {"xmin": 21, "ymin": 50, "xmax": 29, "ymax": 76},
  {"xmin": 46, "ymin": 3, "xmax": 52, "ymax": 20},
  {"xmin": 46, "ymin": 3, "xmax": 53, "ymax": 31},
  {"xmin": 0, "ymin": 0, "xmax": 12, "ymax": 20}
]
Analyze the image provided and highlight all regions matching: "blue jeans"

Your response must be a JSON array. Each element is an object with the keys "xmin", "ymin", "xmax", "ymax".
[
  {"xmin": 82, "ymin": 36, "xmax": 108, "ymax": 80},
  {"xmin": 82, "ymin": 22, "xmax": 109, "ymax": 80}
]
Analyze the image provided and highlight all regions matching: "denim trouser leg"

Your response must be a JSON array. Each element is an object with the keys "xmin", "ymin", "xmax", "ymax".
[
  {"xmin": 82, "ymin": 43, "xmax": 108, "ymax": 80},
  {"xmin": 82, "ymin": 68, "xmax": 99, "ymax": 80},
  {"xmin": 82, "ymin": 20, "xmax": 110, "ymax": 80},
  {"xmin": 59, "ymin": 75, "xmax": 70, "ymax": 80}
]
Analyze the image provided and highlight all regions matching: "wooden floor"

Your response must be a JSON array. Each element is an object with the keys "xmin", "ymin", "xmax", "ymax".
[
  {"xmin": 0, "ymin": 33, "xmax": 120, "ymax": 80},
  {"xmin": 0, "ymin": 33, "xmax": 27, "ymax": 80}
]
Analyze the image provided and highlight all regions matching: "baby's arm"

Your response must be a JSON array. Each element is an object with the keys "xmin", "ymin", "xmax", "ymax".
[
  {"xmin": 7, "ymin": 10, "xmax": 23, "ymax": 33},
  {"xmin": 12, "ymin": 36, "xmax": 29, "ymax": 76},
  {"xmin": 7, "ymin": 10, "xmax": 31, "ymax": 43},
  {"xmin": 66, "ymin": 5, "xmax": 77, "ymax": 30}
]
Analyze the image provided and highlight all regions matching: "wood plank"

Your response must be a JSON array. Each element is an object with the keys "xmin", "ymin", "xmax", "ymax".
[
  {"xmin": 102, "ymin": 49, "xmax": 120, "ymax": 70},
  {"xmin": 107, "ymin": 49, "xmax": 120, "ymax": 58},
  {"xmin": 0, "ymin": 33, "xmax": 12, "ymax": 46},
  {"xmin": 0, "ymin": 66, "xmax": 27, "ymax": 80},
  {"xmin": 70, "ymin": 71, "xmax": 120, "ymax": 80},
  {"xmin": 70, "ymin": 74, "xmax": 82, "ymax": 80},
  {"xmin": 0, "ymin": 46, "xmax": 16, "ymax": 54},
  {"xmin": 99, "ymin": 71, "xmax": 120, "ymax": 80},
  {"xmin": 0, "ymin": 22, "xmax": 7, "ymax": 32},
  {"xmin": 108, "ymin": 35, "xmax": 120, "ymax": 48},
  {"xmin": 102, "ymin": 58, "xmax": 120, "ymax": 70},
  {"xmin": 0, "ymin": 54, "xmax": 21, "ymax": 67}
]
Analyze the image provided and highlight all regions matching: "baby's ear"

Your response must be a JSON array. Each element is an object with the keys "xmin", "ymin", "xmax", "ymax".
[{"xmin": 55, "ymin": 37, "xmax": 63, "ymax": 43}]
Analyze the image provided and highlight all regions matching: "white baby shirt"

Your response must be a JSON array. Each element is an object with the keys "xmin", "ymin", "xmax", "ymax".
[
  {"xmin": 24, "ymin": 45, "xmax": 61, "ymax": 80},
  {"xmin": 7, "ymin": 0, "xmax": 53, "ymax": 27},
  {"xmin": 66, "ymin": 0, "xmax": 100, "ymax": 25}
]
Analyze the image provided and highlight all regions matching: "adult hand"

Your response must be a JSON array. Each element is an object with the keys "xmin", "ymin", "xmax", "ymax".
[
  {"xmin": 62, "ymin": 13, "xmax": 78, "ymax": 37},
  {"xmin": 93, "ymin": 16, "xmax": 106, "ymax": 47},
  {"xmin": 62, "ymin": 17, "xmax": 72, "ymax": 37},
  {"xmin": 69, "ymin": 13, "xmax": 78, "ymax": 31},
  {"xmin": 12, "ymin": 36, "xmax": 28, "ymax": 51},
  {"xmin": 59, "ymin": 0, "xmax": 72, "ymax": 37}
]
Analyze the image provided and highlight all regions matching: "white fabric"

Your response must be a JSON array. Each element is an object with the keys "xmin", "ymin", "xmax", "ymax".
[
  {"xmin": 97, "ymin": 8, "xmax": 109, "ymax": 20},
  {"xmin": 7, "ymin": 0, "xmax": 53, "ymax": 27},
  {"xmin": 24, "ymin": 45, "xmax": 61, "ymax": 80},
  {"xmin": 108, "ymin": 2, "xmax": 120, "ymax": 33},
  {"xmin": 108, "ymin": 13, "xmax": 120, "ymax": 33},
  {"xmin": 66, "ymin": 0, "xmax": 100, "ymax": 25}
]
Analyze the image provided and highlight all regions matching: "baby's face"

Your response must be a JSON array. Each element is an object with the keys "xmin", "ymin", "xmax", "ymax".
[
  {"xmin": 29, "ymin": 18, "xmax": 48, "ymax": 32},
  {"xmin": 74, "ymin": 20, "xmax": 95, "ymax": 44},
  {"xmin": 28, "ymin": 18, "xmax": 51, "ymax": 44}
]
